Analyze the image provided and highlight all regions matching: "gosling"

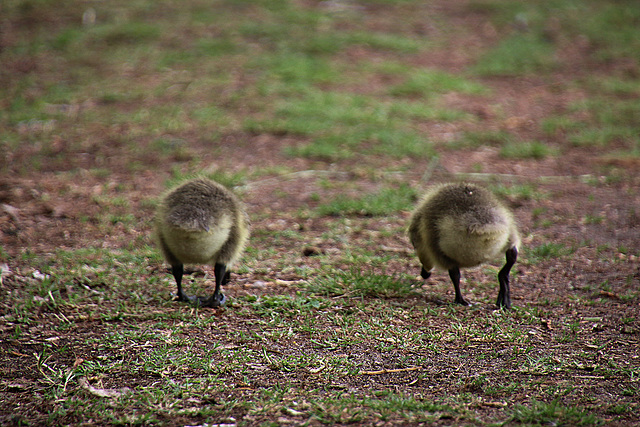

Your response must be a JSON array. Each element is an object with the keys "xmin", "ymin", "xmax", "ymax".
[
  {"xmin": 155, "ymin": 177, "xmax": 250, "ymax": 307},
  {"xmin": 408, "ymin": 183, "xmax": 519, "ymax": 308}
]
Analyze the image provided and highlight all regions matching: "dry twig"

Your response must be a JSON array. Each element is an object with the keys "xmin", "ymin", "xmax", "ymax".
[{"xmin": 359, "ymin": 366, "xmax": 421, "ymax": 375}]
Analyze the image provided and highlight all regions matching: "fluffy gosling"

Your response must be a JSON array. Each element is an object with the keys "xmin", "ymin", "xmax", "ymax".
[
  {"xmin": 408, "ymin": 183, "xmax": 519, "ymax": 308},
  {"xmin": 155, "ymin": 178, "xmax": 250, "ymax": 307}
]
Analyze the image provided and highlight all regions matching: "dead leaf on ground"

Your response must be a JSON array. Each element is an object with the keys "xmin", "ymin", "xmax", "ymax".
[{"xmin": 78, "ymin": 377, "xmax": 131, "ymax": 398}]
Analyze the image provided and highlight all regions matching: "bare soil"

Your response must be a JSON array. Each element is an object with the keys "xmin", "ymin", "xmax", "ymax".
[{"xmin": 1, "ymin": 0, "xmax": 639, "ymax": 425}]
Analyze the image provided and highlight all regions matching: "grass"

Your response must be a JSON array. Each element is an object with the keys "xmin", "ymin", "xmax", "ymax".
[
  {"xmin": 449, "ymin": 130, "xmax": 514, "ymax": 149},
  {"xmin": 488, "ymin": 183, "xmax": 547, "ymax": 202},
  {"xmin": 528, "ymin": 243, "xmax": 576, "ymax": 262},
  {"xmin": 561, "ymin": 98, "xmax": 640, "ymax": 156},
  {"xmin": 511, "ymin": 399, "xmax": 602, "ymax": 426},
  {"xmin": 249, "ymin": 90, "xmax": 443, "ymax": 160},
  {"xmin": 453, "ymin": 133, "xmax": 559, "ymax": 160},
  {"xmin": 4, "ymin": 244, "xmax": 633, "ymax": 425},
  {"xmin": 306, "ymin": 268, "xmax": 417, "ymax": 298},
  {"xmin": 474, "ymin": 34, "xmax": 557, "ymax": 76},
  {"xmin": 2, "ymin": 0, "xmax": 640, "ymax": 425},
  {"xmin": 473, "ymin": 0, "xmax": 640, "ymax": 159},
  {"xmin": 472, "ymin": 0, "xmax": 640, "ymax": 70},
  {"xmin": 316, "ymin": 183, "xmax": 416, "ymax": 216},
  {"xmin": 389, "ymin": 69, "xmax": 487, "ymax": 98},
  {"xmin": 309, "ymin": 392, "xmax": 452, "ymax": 424},
  {"xmin": 500, "ymin": 140, "xmax": 558, "ymax": 160}
]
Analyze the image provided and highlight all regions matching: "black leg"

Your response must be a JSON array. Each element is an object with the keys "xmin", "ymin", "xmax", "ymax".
[
  {"xmin": 420, "ymin": 267, "xmax": 431, "ymax": 279},
  {"xmin": 223, "ymin": 270, "xmax": 230, "ymax": 286},
  {"xmin": 497, "ymin": 246, "xmax": 518, "ymax": 309},
  {"xmin": 203, "ymin": 263, "xmax": 228, "ymax": 307},
  {"xmin": 449, "ymin": 267, "xmax": 469, "ymax": 306},
  {"xmin": 172, "ymin": 264, "xmax": 196, "ymax": 303}
]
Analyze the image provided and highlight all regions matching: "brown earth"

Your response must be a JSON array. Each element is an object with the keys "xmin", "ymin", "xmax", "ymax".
[{"xmin": 1, "ymin": 0, "xmax": 639, "ymax": 425}]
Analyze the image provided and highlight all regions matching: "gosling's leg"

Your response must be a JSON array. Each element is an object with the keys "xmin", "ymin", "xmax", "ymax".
[
  {"xmin": 202, "ymin": 263, "xmax": 228, "ymax": 307},
  {"xmin": 449, "ymin": 267, "xmax": 469, "ymax": 306},
  {"xmin": 223, "ymin": 269, "xmax": 230, "ymax": 286},
  {"xmin": 420, "ymin": 267, "xmax": 431, "ymax": 279},
  {"xmin": 497, "ymin": 246, "xmax": 518, "ymax": 309},
  {"xmin": 172, "ymin": 264, "xmax": 197, "ymax": 304}
]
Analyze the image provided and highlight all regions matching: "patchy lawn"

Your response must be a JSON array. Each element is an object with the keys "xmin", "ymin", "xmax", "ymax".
[{"xmin": 1, "ymin": 0, "xmax": 639, "ymax": 425}]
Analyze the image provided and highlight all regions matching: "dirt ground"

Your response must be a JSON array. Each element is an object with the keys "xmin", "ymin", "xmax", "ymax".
[{"xmin": 1, "ymin": 0, "xmax": 639, "ymax": 425}]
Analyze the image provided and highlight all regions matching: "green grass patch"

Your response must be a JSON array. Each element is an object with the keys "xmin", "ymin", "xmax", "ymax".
[
  {"xmin": 2, "ymin": 1, "xmax": 639, "ymax": 424},
  {"xmin": 563, "ymin": 98, "xmax": 640, "ymax": 150},
  {"xmin": 471, "ymin": 0, "xmax": 640, "ymax": 68},
  {"xmin": 500, "ymin": 140, "xmax": 558, "ymax": 159},
  {"xmin": 474, "ymin": 34, "xmax": 557, "ymax": 76},
  {"xmin": 575, "ymin": 2, "xmax": 640, "ymax": 64},
  {"xmin": 245, "ymin": 90, "xmax": 376, "ymax": 136},
  {"xmin": 585, "ymin": 76, "xmax": 640, "ymax": 97},
  {"xmin": 528, "ymin": 242, "xmax": 575, "ymax": 262},
  {"xmin": 541, "ymin": 94, "xmax": 640, "ymax": 156},
  {"xmin": 569, "ymin": 128, "xmax": 638, "ymax": 149},
  {"xmin": 306, "ymin": 268, "xmax": 417, "ymax": 299},
  {"xmin": 511, "ymin": 399, "xmax": 602, "ymax": 425},
  {"xmin": 316, "ymin": 184, "xmax": 416, "ymax": 217},
  {"xmin": 254, "ymin": 52, "xmax": 340, "ymax": 86},
  {"xmin": 489, "ymin": 183, "xmax": 546, "ymax": 202},
  {"xmin": 248, "ymin": 90, "xmax": 438, "ymax": 160},
  {"xmin": 450, "ymin": 130, "xmax": 514, "ymax": 149},
  {"xmin": 541, "ymin": 116, "xmax": 585, "ymax": 137},
  {"xmin": 311, "ymin": 392, "xmax": 451, "ymax": 424},
  {"xmin": 245, "ymin": 293, "xmax": 328, "ymax": 315},
  {"xmin": 389, "ymin": 69, "xmax": 487, "ymax": 98}
]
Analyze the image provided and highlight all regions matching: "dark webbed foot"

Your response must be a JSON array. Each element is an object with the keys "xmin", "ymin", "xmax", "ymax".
[
  {"xmin": 200, "ymin": 292, "xmax": 227, "ymax": 308},
  {"xmin": 171, "ymin": 262, "xmax": 229, "ymax": 308},
  {"xmin": 420, "ymin": 267, "xmax": 431, "ymax": 279},
  {"xmin": 204, "ymin": 262, "xmax": 229, "ymax": 308},
  {"xmin": 176, "ymin": 291, "xmax": 198, "ymax": 304},
  {"xmin": 175, "ymin": 293, "xmax": 226, "ymax": 308},
  {"xmin": 495, "ymin": 291, "xmax": 511, "ymax": 309},
  {"xmin": 454, "ymin": 295, "xmax": 471, "ymax": 306}
]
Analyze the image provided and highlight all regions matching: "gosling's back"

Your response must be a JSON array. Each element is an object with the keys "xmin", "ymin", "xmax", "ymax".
[
  {"xmin": 409, "ymin": 183, "xmax": 519, "ymax": 271},
  {"xmin": 156, "ymin": 178, "xmax": 249, "ymax": 267}
]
